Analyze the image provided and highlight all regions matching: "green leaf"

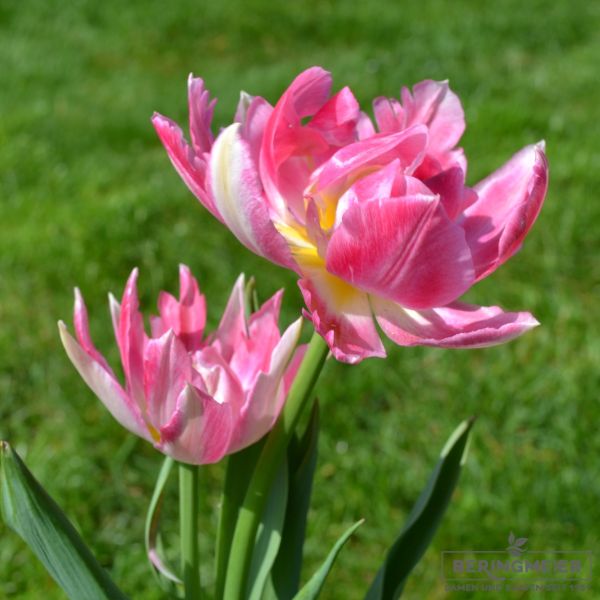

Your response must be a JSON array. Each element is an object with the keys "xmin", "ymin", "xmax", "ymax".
[
  {"xmin": 365, "ymin": 417, "xmax": 475, "ymax": 600},
  {"xmin": 270, "ymin": 401, "xmax": 320, "ymax": 599},
  {"xmin": 215, "ymin": 437, "xmax": 266, "ymax": 599},
  {"xmin": 293, "ymin": 519, "xmax": 364, "ymax": 600},
  {"xmin": 0, "ymin": 441, "xmax": 128, "ymax": 600},
  {"xmin": 144, "ymin": 455, "xmax": 181, "ymax": 588},
  {"xmin": 247, "ymin": 458, "xmax": 289, "ymax": 600}
]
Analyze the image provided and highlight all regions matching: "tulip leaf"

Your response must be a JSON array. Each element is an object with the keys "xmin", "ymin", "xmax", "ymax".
[
  {"xmin": 215, "ymin": 437, "xmax": 266, "ymax": 598},
  {"xmin": 247, "ymin": 458, "xmax": 289, "ymax": 600},
  {"xmin": 0, "ymin": 441, "xmax": 128, "ymax": 600},
  {"xmin": 293, "ymin": 519, "xmax": 364, "ymax": 600},
  {"xmin": 144, "ymin": 455, "xmax": 181, "ymax": 588},
  {"xmin": 365, "ymin": 417, "xmax": 475, "ymax": 600},
  {"xmin": 270, "ymin": 401, "xmax": 320, "ymax": 599}
]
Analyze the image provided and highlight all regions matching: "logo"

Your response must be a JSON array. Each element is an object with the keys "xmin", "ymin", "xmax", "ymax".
[
  {"xmin": 506, "ymin": 532, "xmax": 528, "ymax": 557},
  {"xmin": 441, "ymin": 532, "xmax": 592, "ymax": 593}
]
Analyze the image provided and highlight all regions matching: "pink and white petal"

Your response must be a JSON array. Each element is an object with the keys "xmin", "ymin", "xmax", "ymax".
[
  {"xmin": 188, "ymin": 75, "xmax": 216, "ymax": 155},
  {"xmin": 229, "ymin": 316, "xmax": 303, "ymax": 453},
  {"xmin": 299, "ymin": 270, "xmax": 385, "ymax": 364},
  {"xmin": 209, "ymin": 123, "xmax": 296, "ymax": 269},
  {"xmin": 315, "ymin": 126, "xmax": 428, "ymax": 193},
  {"xmin": 58, "ymin": 322, "xmax": 150, "ymax": 440},
  {"xmin": 73, "ymin": 288, "xmax": 115, "ymax": 375},
  {"xmin": 403, "ymin": 80, "xmax": 465, "ymax": 152},
  {"xmin": 373, "ymin": 297, "xmax": 539, "ymax": 348},
  {"xmin": 193, "ymin": 346, "xmax": 246, "ymax": 417},
  {"xmin": 326, "ymin": 194, "xmax": 475, "ymax": 309},
  {"xmin": 334, "ymin": 160, "xmax": 401, "ymax": 226},
  {"xmin": 260, "ymin": 67, "xmax": 332, "ymax": 207},
  {"xmin": 108, "ymin": 292, "xmax": 121, "ymax": 340},
  {"xmin": 310, "ymin": 86, "xmax": 360, "ymax": 146},
  {"xmin": 157, "ymin": 265, "xmax": 206, "ymax": 351},
  {"xmin": 237, "ymin": 94, "xmax": 273, "ymax": 165},
  {"xmin": 213, "ymin": 274, "xmax": 247, "ymax": 362},
  {"xmin": 373, "ymin": 96, "xmax": 404, "ymax": 133},
  {"xmin": 356, "ymin": 111, "xmax": 376, "ymax": 140},
  {"xmin": 463, "ymin": 143, "xmax": 549, "ymax": 281},
  {"xmin": 117, "ymin": 269, "xmax": 147, "ymax": 404},
  {"xmin": 230, "ymin": 290, "xmax": 284, "ymax": 389},
  {"xmin": 144, "ymin": 330, "xmax": 192, "ymax": 431},
  {"xmin": 152, "ymin": 113, "xmax": 222, "ymax": 221},
  {"xmin": 438, "ymin": 147, "xmax": 467, "ymax": 175},
  {"xmin": 159, "ymin": 384, "xmax": 234, "ymax": 465}
]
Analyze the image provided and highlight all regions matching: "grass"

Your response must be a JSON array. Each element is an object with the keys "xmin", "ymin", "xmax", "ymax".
[{"xmin": 1, "ymin": 0, "xmax": 599, "ymax": 598}]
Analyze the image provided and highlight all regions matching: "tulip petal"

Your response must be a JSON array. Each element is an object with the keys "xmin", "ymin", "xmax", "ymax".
[
  {"xmin": 356, "ymin": 111, "xmax": 376, "ymax": 139},
  {"xmin": 315, "ymin": 126, "xmax": 428, "ymax": 193},
  {"xmin": 327, "ymin": 194, "xmax": 474, "ymax": 309},
  {"xmin": 156, "ymin": 264, "xmax": 206, "ymax": 352},
  {"xmin": 108, "ymin": 293, "xmax": 121, "ymax": 340},
  {"xmin": 373, "ymin": 297, "xmax": 539, "ymax": 348},
  {"xmin": 463, "ymin": 143, "xmax": 548, "ymax": 280},
  {"xmin": 236, "ymin": 93, "xmax": 274, "ymax": 165},
  {"xmin": 74, "ymin": 288, "xmax": 116, "ymax": 376},
  {"xmin": 424, "ymin": 167, "xmax": 469, "ymax": 221},
  {"xmin": 402, "ymin": 80, "xmax": 465, "ymax": 153},
  {"xmin": 310, "ymin": 86, "xmax": 360, "ymax": 146},
  {"xmin": 117, "ymin": 269, "xmax": 147, "ymax": 404},
  {"xmin": 260, "ymin": 67, "xmax": 333, "ymax": 212},
  {"xmin": 299, "ymin": 269, "xmax": 385, "ymax": 364},
  {"xmin": 213, "ymin": 274, "xmax": 247, "ymax": 362},
  {"xmin": 209, "ymin": 123, "xmax": 296, "ymax": 269},
  {"xmin": 229, "ymin": 316, "xmax": 303, "ymax": 452},
  {"xmin": 159, "ymin": 384, "xmax": 234, "ymax": 465},
  {"xmin": 152, "ymin": 113, "xmax": 222, "ymax": 221},
  {"xmin": 144, "ymin": 330, "xmax": 192, "ymax": 433},
  {"xmin": 188, "ymin": 75, "xmax": 216, "ymax": 155},
  {"xmin": 373, "ymin": 96, "xmax": 404, "ymax": 133},
  {"xmin": 58, "ymin": 322, "xmax": 149, "ymax": 440},
  {"xmin": 230, "ymin": 289, "xmax": 284, "ymax": 389}
]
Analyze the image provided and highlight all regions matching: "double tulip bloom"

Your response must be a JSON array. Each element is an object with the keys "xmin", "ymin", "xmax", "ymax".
[
  {"xmin": 59, "ymin": 266, "xmax": 302, "ymax": 464},
  {"xmin": 153, "ymin": 66, "xmax": 548, "ymax": 363}
]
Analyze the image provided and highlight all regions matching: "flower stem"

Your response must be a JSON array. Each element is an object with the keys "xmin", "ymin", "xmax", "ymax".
[
  {"xmin": 223, "ymin": 331, "xmax": 329, "ymax": 600},
  {"xmin": 179, "ymin": 462, "xmax": 201, "ymax": 599}
]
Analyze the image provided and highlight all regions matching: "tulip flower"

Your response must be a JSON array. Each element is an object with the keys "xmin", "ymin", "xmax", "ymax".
[
  {"xmin": 153, "ymin": 67, "xmax": 548, "ymax": 363},
  {"xmin": 59, "ymin": 266, "xmax": 303, "ymax": 464}
]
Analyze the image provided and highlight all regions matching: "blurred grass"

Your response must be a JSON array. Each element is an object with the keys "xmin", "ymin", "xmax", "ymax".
[{"xmin": 1, "ymin": 0, "xmax": 599, "ymax": 598}]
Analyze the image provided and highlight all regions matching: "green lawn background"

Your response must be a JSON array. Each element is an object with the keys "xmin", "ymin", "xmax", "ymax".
[{"xmin": 1, "ymin": 0, "xmax": 598, "ymax": 598}]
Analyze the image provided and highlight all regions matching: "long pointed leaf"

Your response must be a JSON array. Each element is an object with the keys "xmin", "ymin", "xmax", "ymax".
[
  {"xmin": 215, "ymin": 437, "xmax": 266, "ymax": 598},
  {"xmin": 247, "ymin": 459, "xmax": 289, "ymax": 600},
  {"xmin": 0, "ymin": 441, "xmax": 128, "ymax": 600},
  {"xmin": 365, "ymin": 417, "xmax": 475, "ymax": 600},
  {"xmin": 270, "ymin": 401, "xmax": 320, "ymax": 599},
  {"xmin": 293, "ymin": 519, "xmax": 364, "ymax": 600}
]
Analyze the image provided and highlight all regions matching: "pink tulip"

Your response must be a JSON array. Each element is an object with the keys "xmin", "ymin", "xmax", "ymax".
[
  {"xmin": 153, "ymin": 67, "xmax": 548, "ymax": 364},
  {"xmin": 59, "ymin": 266, "xmax": 303, "ymax": 464}
]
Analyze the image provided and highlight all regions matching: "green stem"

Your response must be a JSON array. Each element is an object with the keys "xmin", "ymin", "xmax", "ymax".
[
  {"xmin": 223, "ymin": 332, "xmax": 329, "ymax": 600},
  {"xmin": 179, "ymin": 462, "xmax": 201, "ymax": 599}
]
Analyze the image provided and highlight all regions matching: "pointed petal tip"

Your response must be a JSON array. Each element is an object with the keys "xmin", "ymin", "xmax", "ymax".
[
  {"xmin": 151, "ymin": 111, "xmax": 167, "ymax": 124},
  {"xmin": 126, "ymin": 267, "xmax": 140, "ymax": 285},
  {"xmin": 178, "ymin": 263, "xmax": 192, "ymax": 277},
  {"xmin": 536, "ymin": 140, "xmax": 546, "ymax": 152}
]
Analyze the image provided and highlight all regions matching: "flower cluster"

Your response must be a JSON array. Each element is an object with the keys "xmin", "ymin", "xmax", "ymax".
[
  {"xmin": 153, "ymin": 67, "xmax": 548, "ymax": 363},
  {"xmin": 59, "ymin": 266, "xmax": 302, "ymax": 464}
]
